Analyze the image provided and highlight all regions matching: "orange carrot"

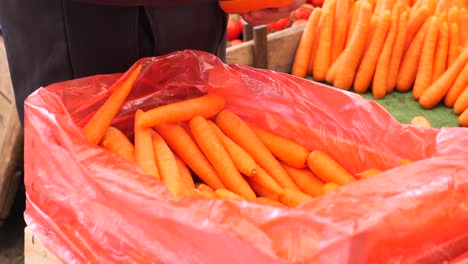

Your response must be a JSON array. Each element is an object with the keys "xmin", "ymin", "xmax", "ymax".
[
  {"xmin": 313, "ymin": 0, "xmax": 336, "ymax": 81},
  {"xmin": 307, "ymin": 150, "xmax": 356, "ymax": 185},
  {"xmin": 134, "ymin": 110, "xmax": 159, "ymax": 179},
  {"xmin": 154, "ymin": 123, "xmax": 225, "ymax": 190},
  {"xmin": 292, "ymin": 8, "xmax": 323, "ymax": 78},
  {"xmin": 404, "ymin": 6, "xmax": 430, "ymax": 50},
  {"xmin": 320, "ymin": 182, "xmax": 341, "ymax": 195},
  {"xmin": 448, "ymin": 6, "xmax": 460, "ymax": 25},
  {"xmin": 332, "ymin": 0, "xmax": 352, "ymax": 62},
  {"xmin": 388, "ymin": 11, "xmax": 409, "ymax": 92},
  {"xmin": 458, "ymin": 107, "xmax": 468, "ymax": 126},
  {"xmin": 435, "ymin": 0, "xmax": 453, "ymax": 14},
  {"xmin": 445, "ymin": 52, "xmax": 468, "ymax": 107},
  {"xmin": 448, "ymin": 23, "xmax": 461, "ymax": 67},
  {"xmin": 358, "ymin": 168, "xmax": 383, "ymax": 179},
  {"xmin": 250, "ymin": 167, "xmax": 285, "ymax": 196},
  {"xmin": 195, "ymin": 189, "xmax": 217, "ymax": 199},
  {"xmin": 334, "ymin": 1, "xmax": 373, "ymax": 90},
  {"xmin": 82, "ymin": 65, "xmax": 142, "ymax": 144},
  {"xmin": 100, "ymin": 126, "xmax": 135, "ymax": 163},
  {"xmin": 373, "ymin": 5, "xmax": 399, "ymax": 98},
  {"xmin": 151, "ymin": 131, "xmax": 187, "ymax": 198},
  {"xmin": 413, "ymin": 16, "xmax": 439, "ymax": 100},
  {"xmin": 279, "ymin": 188, "xmax": 314, "ymax": 208},
  {"xmin": 410, "ymin": 116, "xmax": 432, "ymax": 128},
  {"xmin": 248, "ymin": 125, "xmax": 310, "ymax": 169},
  {"xmin": 215, "ymin": 110, "xmax": 298, "ymax": 189},
  {"xmin": 354, "ymin": 10, "xmax": 392, "ymax": 94},
  {"xmin": 432, "ymin": 21, "xmax": 450, "ymax": 83},
  {"xmin": 460, "ymin": 8, "xmax": 467, "ymax": 47},
  {"xmin": 450, "ymin": 65, "xmax": 468, "ymax": 114},
  {"xmin": 174, "ymin": 154, "xmax": 195, "ymax": 190},
  {"xmin": 325, "ymin": 53, "xmax": 342, "ymax": 84},
  {"xmin": 207, "ymin": 120, "xmax": 258, "ymax": 177},
  {"xmin": 396, "ymin": 18, "xmax": 430, "ymax": 92},
  {"xmin": 346, "ymin": 1, "xmax": 362, "ymax": 46},
  {"xmin": 137, "ymin": 93, "xmax": 225, "ymax": 128},
  {"xmin": 454, "ymin": 86, "xmax": 468, "ymax": 115},
  {"xmin": 281, "ymin": 163, "xmax": 325, "ymax": 197},
  {"xmin": 215, "ymin": 189, "xmax": 246, "ymax": 201},
  {"xmin": 246, "ymin": 177, "xmax": 280, "ymax": 201},
  {"xmin": 378, "ymin": 0, "xmax": 396, "ymax": 14},
  {"xmin": 197, "ymin": 183, "xmax": 216, "ymax": 194},
  {"xmin": 419, "ymin": 48, "xmax": 468, "ymax": 109},
  {"xmin": 189, "ymin": 116, "xmax": 256, "ymax": 200},
  {"xmin": 256, "ymin": 197, "xmax": 287, "ymax": 208}
]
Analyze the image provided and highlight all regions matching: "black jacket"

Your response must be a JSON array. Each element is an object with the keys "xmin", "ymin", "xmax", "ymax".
[{"xmin": 0, "ymin": 0, "xmax": 227, "ymax": 122}]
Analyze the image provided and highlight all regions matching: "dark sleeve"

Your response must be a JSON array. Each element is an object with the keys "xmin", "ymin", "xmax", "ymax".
[{"xmin": 76, "ymin": 0, "xmax": 215, "ymax": 6}]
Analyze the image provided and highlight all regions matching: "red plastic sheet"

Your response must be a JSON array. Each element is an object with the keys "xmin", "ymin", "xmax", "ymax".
[{"xmin": 24, "ymin": 50, "xmax": 468, "ymax": 263}]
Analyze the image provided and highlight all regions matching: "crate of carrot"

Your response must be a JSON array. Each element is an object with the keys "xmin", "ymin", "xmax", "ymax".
[
  {"xmin": 24, "ymin": 50, "xmax": 468, "ymax": 263},
  {"xmin": 292, "ymin": 0, "xmax": 468, "ymax": 126}
]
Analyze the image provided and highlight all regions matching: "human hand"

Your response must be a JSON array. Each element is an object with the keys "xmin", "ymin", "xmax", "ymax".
[{"xmin": 241, "ymin": 0, "xmax": 306, "ymax": 26}]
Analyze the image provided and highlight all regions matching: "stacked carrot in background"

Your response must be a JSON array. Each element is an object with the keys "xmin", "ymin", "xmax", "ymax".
[
  {"xmin": 292, "ymin": 0, "xmax": 468, "ymax": 126},
  {"xmin": 76, "ymin": 65, "xmax": 405, "ymax": 208}
]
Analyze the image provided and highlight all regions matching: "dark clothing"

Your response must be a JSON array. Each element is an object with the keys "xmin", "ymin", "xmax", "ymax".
[{"xmin": 0, "ymin": 0, "xmax": 227, "ymax": 123}]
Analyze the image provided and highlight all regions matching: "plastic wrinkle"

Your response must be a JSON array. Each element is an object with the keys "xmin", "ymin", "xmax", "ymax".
[{"xmin": 24, "ymin": 50, "xmax": 468, "ymax": 264}]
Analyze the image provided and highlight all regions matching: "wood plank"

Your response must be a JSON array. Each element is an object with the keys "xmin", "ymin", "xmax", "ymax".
[
  {"xmin": 0, "ymin": 38, "xmax": 23, "ymax": 225},
  {"xmin": 24, "ymin": 227, "xmax": 62, "ymax": 264},
  {"xmin": 226, "ymin": 24, "xmax": 305, "ymax": 73},
  {"xmin": 253, "ymin": 26, "xmax": 268, "ymax": 69}
]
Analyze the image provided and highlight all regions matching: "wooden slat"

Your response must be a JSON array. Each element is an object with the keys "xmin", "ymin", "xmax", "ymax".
[
  {"xmin": 0, "ymin": 37, "xmax": 23, "ymax": 225},
  {"xmin": 253, "ymin": 26, "xmax": 268, "ymax": 69},
  {"xmin": 226, "ymin": 24, "xmax": 305, "ymax": 73},
  {"xmin": 24, "ymin": 227, "xmax": 62, "ymax": 264}
]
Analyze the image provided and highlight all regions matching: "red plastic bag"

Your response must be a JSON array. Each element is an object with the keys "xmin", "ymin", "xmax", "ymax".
[{"xmin": 24, "ymin": 50, "xmax": 468, "ymax": 264}]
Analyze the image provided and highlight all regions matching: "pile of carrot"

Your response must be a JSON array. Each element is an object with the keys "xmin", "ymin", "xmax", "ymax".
[
  {"xmin": 78, "ymin": 65, "xmax": 397, "ymax": 208},
  {"xmin": 292, "ymin": 0, "xmax": 468, "ymax": 127}
]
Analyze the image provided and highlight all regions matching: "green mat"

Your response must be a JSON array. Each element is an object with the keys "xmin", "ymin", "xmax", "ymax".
[{"xmin": 304, "ymin": 76, "xmax": 459, "ymax": 128}]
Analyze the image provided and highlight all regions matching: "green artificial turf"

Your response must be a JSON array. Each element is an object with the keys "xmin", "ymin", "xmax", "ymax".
[{"xmin": 304, "ymin": 76, "xmax": 459, "ymax": 128}]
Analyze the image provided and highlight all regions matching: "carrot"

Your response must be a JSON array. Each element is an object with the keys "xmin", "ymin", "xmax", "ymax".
[
  {"xmin": 281, "ymin": 162, "xmax": 325, "ymax": 197},
  {"xmin": 454, "ymin": 85, "xmax": 468, "ymax": 115},
  {"xmin": 313, "ymin": 0, "xmax": 336, "ymax": 81},
  {"xmin": 292, "ymin": 8, "xmax": 323, "ymax": 78},
  {"xmin": 448, "ymin": 23, "xmax": 461, "ymax": 67},
  {"xmin": 378, "ymin": 0, "xmax": 396, "ymax": 14},
  {"xmin": 373, "ymin": 5, "xmax": 400, "ymax": 98},
  {"xmin": 460, "ymin": 8, "xmax": 467, "ymax": 47},
  {"xmin": 154, "ymin": 123, "xmax": 225, "ymax": 190},
  {"xmin": 346, "ymin": 1, "xmax": 362, "ymax": 46},
  {"xmin": 137, "ymin": 93, "xmax": 225, "ymax": 128},
  {"xmin": 307, "ymin": 21, "xmax": 322, "ymax": 75},
  {"xmin": 248, "ymin": 125, "xmax": 310, "ymax": 169},
  {"xmin": 307, "ymin": 150, "xmax": 356, "ymax": 185},
  {"xmin": 194, "ymin": 189, "xmax": 217, "ymax": 199},
  {"xmin": 404, "ymin": 6, "xmax": 430, "ymax": 50},
  {"xmin": 448, "ymin": 6, "xmax": 460, "ymax": 25},
  {"xmin": 215, "ymin": 110, "xmax": 298, "ymax": 189},
  {"xmin": 325, "ymin": 53, "xmax": 342, "ymax": 84},
  {"xmin": 458, "ymin": 107, "xmax": 468, "ymax": 126},
  {"xmin": 413, "ymin": 16, "xmax": 439, "ymax": 100},
  {"xmin": 432, "ymin": 21, "xmax": 450, "ymax": 83},
  {"xmin": 388, "ymin": 11, "xmax": 409, "ymax": 92},
  {"xmin": 396, "ymin": 18, "xmax": 430, "ymax": 92},
  {"xmin": 100, "ymin": 126, "xmax": 135, "ymax": 163},
  {"xmin": 256, "ymin": 197, "xmax": 287, "ymax": 208},
  {"xmin": 197, "ymin": 183, "xmax": 216, "ymax": 195},
  {"xmin": 354, "ymin": 10, "xmax": 392, "ymax": 94},
  {"xmin": 189, "ymin": 116, "xmax": 256, "ymax": 200},
  {"xmin": 419, "ymin": 48, "xmax": 468, "ymax": 109},
  {"xmin": 279, "ymin": 188, "xmax": 314, "ymax": 208},
  {"xmin": 450, "ymin": 65, "xmax": 468, "ymax": 114},
  {"xmin": 332, "ymin": 0, "xmax": 352, "ymax": 62},
  {"xmin": 134, "ymin": 110, "xmax": 159, "ymax": 179},
  {"xmin": 320, "ymin": 182, "xmax": 341, "ymax": 195},
  {"xmin": 358, "ymin": 168, "xmax": 383, "ymax": 179},
  {"xmin": 445, "ymin": 52, "xmax": 468, "ymax": 107},
  {"xmin": 250, "ymin": 167, "xmax": 285, "ymax": 196},
  {"xmin": 410, "ymin": 116, "xmax": 432, "ymax": 128},
  {"xmin": 207, "ymin": 120, "xmax": 258, "ymax": 177},
  {"xmin": 246, "ymin": 177, "xmax": 280, "ymax": 201},
  {"xmin": 374, "ymin": 0, "xmax": 384, "ymax": 14},
  {"xmin": 435, "ymin": 0, "xmax": 453, "ymax": 14},
  {"xmin": 425, "ymin": 0, "xmax": 438, "ymax": 15},
  {"xmin": 334, "ymin": 1, "xmax": 373, "ymax": 90},
  {"xmin": 174, "ymin": 154, "xmax": 195, "ymax": 190},
  {"xmin": 151, "ymin": 131, "xmax": 187, "ymax": 198},
  {"xmin": 215, "ymin": 189, "xmax": 246, "ymax": 201},
  {"xmin": 82, "ymin": 65, "xmax": 142, "ymax": 145}
]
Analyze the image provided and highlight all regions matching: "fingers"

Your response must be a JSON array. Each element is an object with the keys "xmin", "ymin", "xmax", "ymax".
[{"xmin": 242, "ymin": 9, "xmax": 292, "ymax": 26}]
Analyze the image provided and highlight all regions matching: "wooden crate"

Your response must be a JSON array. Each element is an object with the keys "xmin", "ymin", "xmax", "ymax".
[{"xmin": 0, "ymin": 37, "xmax": 23, "ymax": 226}]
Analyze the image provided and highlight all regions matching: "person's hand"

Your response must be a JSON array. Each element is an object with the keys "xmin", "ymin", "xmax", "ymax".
[{"xmin": 241, "ymin": 0, "xmax": 306, "ymax": 26}]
